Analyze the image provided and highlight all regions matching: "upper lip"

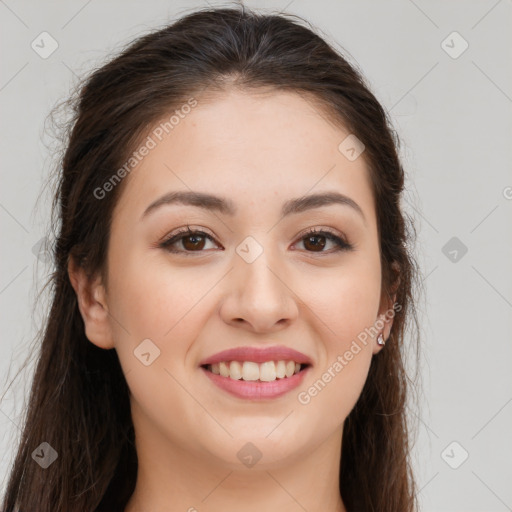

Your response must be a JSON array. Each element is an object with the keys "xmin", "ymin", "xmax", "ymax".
[{"xmin": 199, "ymin": 346, "xmax": 313, "ymax": 366}]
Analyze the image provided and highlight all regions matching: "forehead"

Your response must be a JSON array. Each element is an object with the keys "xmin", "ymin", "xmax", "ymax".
[{"xmin": 114, "ymin": 89, "xmax": 375, "ymax": 222}]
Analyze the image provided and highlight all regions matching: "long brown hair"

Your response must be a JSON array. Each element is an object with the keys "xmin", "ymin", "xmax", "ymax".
[{"xmin": 1, "ymin": 5, "xmax": 422, "ymax": 511}]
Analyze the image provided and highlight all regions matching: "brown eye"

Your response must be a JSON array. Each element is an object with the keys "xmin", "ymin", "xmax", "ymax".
[
  {"xmin": 181, "ymin": 233, "xmax": 207, "ymax": 251},
  {"xmin": 296, "ymin": 229, "xmax": 353, "ymax": 253},
  {"xmin": 159, "ymin": 227, "xmax": 219, "ymax": 254},
  {"xmin": 302, "ymin": 233, "xmax": 327, "ymax": 252}
]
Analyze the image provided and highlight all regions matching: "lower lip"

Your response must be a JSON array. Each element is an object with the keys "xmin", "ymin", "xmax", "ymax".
[{"xmin": 200, "ymin": 366, "xmax": 310, "ymax": 400}]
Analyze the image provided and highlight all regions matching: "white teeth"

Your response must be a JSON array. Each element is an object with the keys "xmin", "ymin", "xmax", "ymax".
[
  {"xmin": 229, "ymin": 361, "xmax": 243, "ymax": 380},
  {"xmin": 219, "ymin": 361, "xmax": 229, "ymax": 378},
  {"xmin": 207, "ymin": 359, "xmax": 305, "ymax": 381},
  {"xmin": 276, "ymin": 360, "xmax": 286, "ymax": 379},
  {"xmin": 242, "ymin": 361, "xmax": 260, "ymax": 381},
  {"xmin": 259, "ymin": 361, "xmax": 276, "ymax": 382}
]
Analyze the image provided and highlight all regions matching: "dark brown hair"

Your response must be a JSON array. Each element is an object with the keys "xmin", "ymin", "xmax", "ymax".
[{"xmin": 1, "ymin": 5, "xmax": 422, "ymax": 511}]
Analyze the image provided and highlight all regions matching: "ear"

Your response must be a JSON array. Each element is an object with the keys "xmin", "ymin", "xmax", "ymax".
[
  {"xmin": 373, "ymin": 261, "xmax": 400, "ymax": 354},
  {"xmin": 68, "ymin": 255, "xmax": 115, "ymax": 349}
]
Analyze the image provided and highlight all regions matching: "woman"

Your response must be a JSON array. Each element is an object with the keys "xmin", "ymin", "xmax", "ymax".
[{"xmin": 1, "ymin": 5, "xmax": 422, "ymax": 511}]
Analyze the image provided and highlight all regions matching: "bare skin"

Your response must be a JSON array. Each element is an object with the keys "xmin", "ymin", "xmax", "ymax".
[{"xmin": 69, "ymin": 88, "xmax": 396, "ymax": 512}]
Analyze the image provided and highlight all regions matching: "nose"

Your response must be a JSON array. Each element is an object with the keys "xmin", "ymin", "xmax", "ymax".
[{"xmin": 219, "ymin": 247, "xmax": 299, "ymax": 334}]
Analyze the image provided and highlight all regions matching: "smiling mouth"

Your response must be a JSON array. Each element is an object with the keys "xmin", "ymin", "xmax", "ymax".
[{"xmin": 201, "ymin": 360, "xmax": 310, "ymax": 382}]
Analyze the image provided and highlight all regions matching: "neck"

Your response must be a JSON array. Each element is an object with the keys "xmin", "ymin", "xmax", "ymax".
[{"xmin": 124, "ymin": 415, "xmax": 347, "ymax": 512}]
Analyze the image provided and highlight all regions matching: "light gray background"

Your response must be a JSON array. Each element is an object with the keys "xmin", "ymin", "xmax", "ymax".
[{"xmin": 1, "ymin": 1, "xmax": 511, "ymax": 510}]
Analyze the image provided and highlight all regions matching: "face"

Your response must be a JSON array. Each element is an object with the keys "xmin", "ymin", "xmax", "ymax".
[{"xmin": 73, "ymin": 89, "xmax": 395, "ymax": 471}]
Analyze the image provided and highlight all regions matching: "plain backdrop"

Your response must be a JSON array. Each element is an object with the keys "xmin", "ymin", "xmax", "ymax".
[{"xmin": 1, "ymin": 1, "xmax": 511, "ymax": 510}]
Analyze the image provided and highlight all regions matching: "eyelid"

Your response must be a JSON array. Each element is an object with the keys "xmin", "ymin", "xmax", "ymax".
[{"xmin": 294, "ymin": 225, "xmax": 348, "ymax": 244}]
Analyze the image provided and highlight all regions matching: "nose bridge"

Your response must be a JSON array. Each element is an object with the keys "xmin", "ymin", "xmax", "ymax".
[
  {"xmin": 236, "ymin": 235, "xmax": 286, "ymax": 302},
  {"xmin": 221, "ymin": 234, "xmax": 298, "ymax": 331}
]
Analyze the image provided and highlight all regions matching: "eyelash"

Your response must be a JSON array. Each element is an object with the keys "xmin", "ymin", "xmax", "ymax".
[{"xmin": 158, "ymin": 225, "xmax": 354, "ymax": 256}]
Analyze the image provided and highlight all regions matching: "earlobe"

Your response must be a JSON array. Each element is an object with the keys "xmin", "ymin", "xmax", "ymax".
[
  {"xmin": 67, "ymin": 256, "xmax": 115, "ymax": 350},
  {"xmin": 373, "ymin": 309, "xmax": 394, "ymax": 354},
  {"xmin": 373, "ymin": 261, "xmax": 401, "ymax": 353}
]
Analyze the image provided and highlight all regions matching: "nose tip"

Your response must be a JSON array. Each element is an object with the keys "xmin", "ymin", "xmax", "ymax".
[{"xmin": 220, "ymin": 254, "xmax": 299, "ymax": 333}]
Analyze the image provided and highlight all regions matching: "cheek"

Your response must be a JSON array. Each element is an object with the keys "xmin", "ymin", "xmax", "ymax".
[
  {"xmin": 295, "ymin": 256, "xmax": 380, "ymax": 412},
  {"xmin": 106, "ymin": 249, "xmax": 219, "ymax": 374},
  {"xmin": 296, "ymin": 280, "xmax": 378, "ymax": 430},
  {"xmin": 107, "ymin": 255, "xmax": 212, "ymax": 420},
  {"xmin": 107, "ymin": 247, "xmax": 203, "ymax": 331},
  {"xmin": 296, "ymin": 345, "xmax": 373, "ymax": 437},
  {"xmin": 303, "ymin": 253, "xmax": 381, "ymax": 341}
]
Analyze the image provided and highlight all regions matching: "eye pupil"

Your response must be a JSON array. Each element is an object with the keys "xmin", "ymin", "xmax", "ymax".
[
  {"xmin": 183, "ymin": 234, "xmax": 205, "ymax": 250},
  {"xmin": 304, "ymin": 235, "xmax": 326, "ymax": 252}
]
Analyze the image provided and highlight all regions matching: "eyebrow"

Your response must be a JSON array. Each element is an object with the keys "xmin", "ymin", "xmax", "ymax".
[{"xmin": 141, "ymin": 190, "xmax": 366, "ymax": 223}]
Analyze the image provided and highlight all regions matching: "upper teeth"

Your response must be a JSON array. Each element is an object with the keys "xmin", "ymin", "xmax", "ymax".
[{"xmin": 209, "ymin": 360, "xmax": 302, "ymax": 381}]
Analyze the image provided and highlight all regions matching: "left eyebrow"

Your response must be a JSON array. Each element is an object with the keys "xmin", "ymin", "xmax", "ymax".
[{"xmin": 141, "ymin": 190, "xmax": 366, "ymax": 224}]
